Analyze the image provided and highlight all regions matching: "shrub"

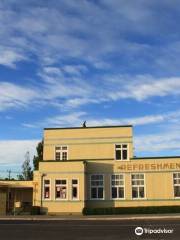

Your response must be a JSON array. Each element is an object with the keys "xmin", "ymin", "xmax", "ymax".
[
  {"xmin": 30, "ymin": 206, "xmax": 41, "ymax": 215},
  {"xmin": 82, "ymin": 206, "xmax": 180, "ymax": 215}
]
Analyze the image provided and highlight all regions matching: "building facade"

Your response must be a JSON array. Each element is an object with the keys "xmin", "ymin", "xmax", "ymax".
[{"xmin": 32, "ymin": 125, "xmax": 180, "ymax": 214}]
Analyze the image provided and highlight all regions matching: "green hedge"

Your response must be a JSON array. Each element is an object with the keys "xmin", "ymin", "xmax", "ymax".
[
  {"xmin": 30, "ymin": 206, "xmax": 41, "ymax": 215},
  {"xmin": 83, "ymin": 206, "xmax": 180, "ymax": 215}
]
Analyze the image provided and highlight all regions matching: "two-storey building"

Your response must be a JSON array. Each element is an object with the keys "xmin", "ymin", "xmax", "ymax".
[{"xmin": 33, "ymin": 125, "xmax": 180, "ymax": 214}]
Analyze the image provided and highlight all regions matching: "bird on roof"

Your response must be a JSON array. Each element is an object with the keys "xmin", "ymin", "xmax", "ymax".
[{"xmin": 82, "ymin": 121, "xmax": 87, "ymax": 127}]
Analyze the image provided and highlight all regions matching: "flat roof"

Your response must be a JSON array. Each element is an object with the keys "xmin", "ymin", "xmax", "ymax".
[
  {"xmin": 44, "ymin": 125, "xmax": 132, "ymax": 130},
  {"xmin": 132, "ymin": 156, "xmax": 180, "ymax": 160}
]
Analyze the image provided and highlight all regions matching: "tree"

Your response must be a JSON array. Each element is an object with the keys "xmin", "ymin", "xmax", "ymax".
[
  {"xmin": 17, "ymin": 151, "xmax": 33, "ymax": 180},
  {"xmin": 33, "ymin": 140, "xmax": 43, "ymax": 170}
]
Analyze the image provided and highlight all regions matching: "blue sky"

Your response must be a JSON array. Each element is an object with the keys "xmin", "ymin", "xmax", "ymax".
[{"xmin": 1, "ymin": 0, "xmax": 180, "ymax": 176}]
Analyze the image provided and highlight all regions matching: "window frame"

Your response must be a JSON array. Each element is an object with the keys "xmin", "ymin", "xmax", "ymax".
[
  {"xmin": 131, "ymin": 173, "xmax": 146, "ymax": 200},
  {"xmin": 71, "ymin": 178, "xmax": 79, "ymax": 201},
  {"xmin": 54, "ymin": 145, "xmax": 68, "ymax": 161},
  {"xmin": 43, "ymin": 178, "xmax": 51, "ymax": 201},
  {"xmin": 173, "ymin": 172, "xmax": 180, "ymax": 199},
  {"xmin": 90, "ymin": 174, "xmax": 104, "ymax": 200},
  {"xmin": 110, "ymin": 174, "xmax": 125, "ymax": 200},
  {"xmin": 114, "ymin": 143, "xmax": 129, "ymax": 161},
  {"xmin": 55, "ymin": 178, "xmax": 68, "ymax": 201}
]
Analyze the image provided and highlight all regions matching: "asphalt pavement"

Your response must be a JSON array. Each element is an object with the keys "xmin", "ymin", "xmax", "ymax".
[{"xmin": 0, "ymin": 219, "xmax": 179, "ymax": 240}]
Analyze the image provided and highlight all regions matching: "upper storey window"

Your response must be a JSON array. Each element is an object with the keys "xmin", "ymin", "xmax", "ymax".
[
  {"xmin": 55, "ymin": 146, "xmax": 68, "ymax": 161},
  {"xmin": 115, "ymin": 144, "xmax": 128, "ymax": 160}
]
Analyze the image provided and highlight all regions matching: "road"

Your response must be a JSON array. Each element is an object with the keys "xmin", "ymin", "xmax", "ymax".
[{"xmin": 0, "ymin": 219, "xmax": 179, "ymax": 240}]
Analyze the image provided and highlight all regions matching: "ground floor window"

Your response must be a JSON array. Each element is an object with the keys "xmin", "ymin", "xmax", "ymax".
[
  {"xmin": 44, "ymin": 179, "xmax": 50, "ymax": 199},
  {"xmin": 131, "ymin": 174, "xmax": 145, "ymax": 199},
  {"xmin": 55, "ymin": 179, "xmax": 67, "ymax": 200},
  {"xmin": 72, "ymin": 179, "xmax": 79, "ymax": 200},
  {"xmin": 90, "ymin": 174, "xmax": 104, "ymax": 199},
  {"xmin": 173, "ymin": 173, "xmax": 180, "ymax": 198},
  {"xmin": 111, "ymin": 174, "xmax": 124, "ymax": 199}
]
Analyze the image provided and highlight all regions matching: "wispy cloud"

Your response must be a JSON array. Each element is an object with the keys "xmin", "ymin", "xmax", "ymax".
[
  {"xmin": 0, "ymin": 48, "xmax": 26, "ymax": 68},
  {"xmin": 1, "ymin": 0, "xmax": 180, "ymax": 164},
  {"xmin": 23, "ymin": 110, "xmax": 180, "ymax": 129},
  {"xmin": 81, "ymin": 111, "xmax": 180, "ymax": 127},
  {"xmin": 41, "ymin": 73, "xmax": 180, "ymax": 110},
  {"xmin": 126, "ymin": 77, "xmax": 180, "ymax": 101},
  {"xmin": 1, "ymin": 73, "xmax": 180, "ymax": 113},
  {"xmin": 106, "ymin": 75, "xmax": 180, "ymax": 101},
  {"xmin": 135, "ymin": 131, "xmax": 180, "ymax": 154},
  {"xmin": 44, "ymin": 111, "xmax": 86, "ymax": 127},
  {"xmin": 0, "ymin": 0, "xmax": 179, "ymax": 71},
  {"xmin": 63, "ymin": 65, "xmax": 88, "ymax": 76},
  {"xmin": 0, "ymin": 1, "xmax": 180, "ymax": 113},
  {"xmin": 22, "ymin": 112, "xmax": 86, "ymax": 128},
  {"xmin": 0, "ymin": 82, "xmax": 38, "ymax": 111},
  {"xmin": 0, "ymin": 140, "xmax": 39, "ymax": 166}
]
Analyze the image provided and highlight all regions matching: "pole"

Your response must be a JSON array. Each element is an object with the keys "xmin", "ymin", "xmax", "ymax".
[
  {"xmin": 41, "ymin": 174, "xmax": 43, "ymax": 208},
  {"xmin": 40, "ymin": 174, "xmax": 46, "ymax": 210},
  {"xmin": 7, "ymin": 170, "xmax": 11, "ymax": 180}
]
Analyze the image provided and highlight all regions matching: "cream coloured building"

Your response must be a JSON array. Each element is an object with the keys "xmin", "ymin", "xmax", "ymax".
[{"xmin": 32, "ymin": 125, "xmax": 180, "ymax": 214}]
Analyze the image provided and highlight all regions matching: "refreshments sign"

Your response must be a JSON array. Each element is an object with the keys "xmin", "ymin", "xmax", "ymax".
[{"xmin": 118, "ymin": 162, "xmax": 180, "ymax": 171}]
